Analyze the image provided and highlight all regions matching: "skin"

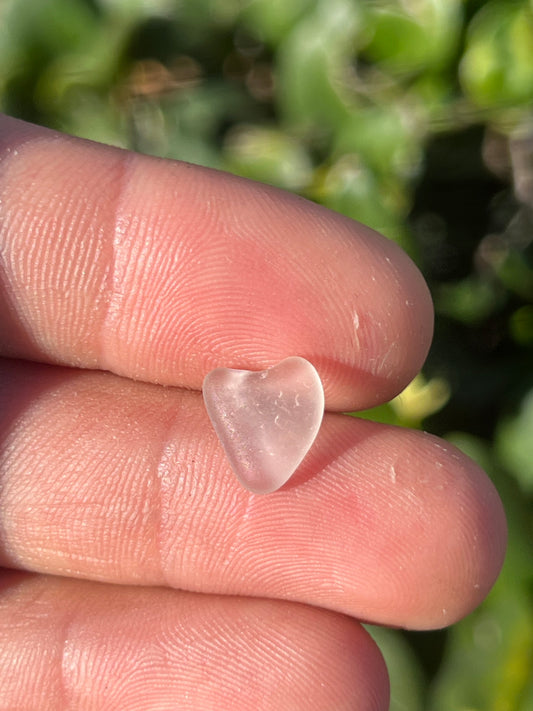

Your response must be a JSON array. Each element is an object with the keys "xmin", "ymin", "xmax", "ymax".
[{"xmin": 0, "ymin": 114, "xmax": 507, "ymax": 710}]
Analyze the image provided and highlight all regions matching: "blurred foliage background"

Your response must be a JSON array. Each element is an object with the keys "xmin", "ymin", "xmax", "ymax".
[{"xmin": 1, "ymin": 0, "xmax": 532, "ymax": 708}]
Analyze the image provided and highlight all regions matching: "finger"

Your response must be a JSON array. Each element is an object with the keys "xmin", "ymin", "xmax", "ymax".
[
  {"xmin": 0, "ymin": 360, "xmax": 506, "ymax": 630},
  {"xmin": 0, "ymin": 114, "xmax": 433, "ymax": 411},
  {"xmin": 0, "ymin": 572, "xmax": 388, "ymax": 711}
]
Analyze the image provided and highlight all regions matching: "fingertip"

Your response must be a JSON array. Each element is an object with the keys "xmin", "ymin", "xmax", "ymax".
[
  {"xmin": 368, "ymin": 430, "xmax": 508, "ymax": 629},
  {"xmin": 430, "ymin": 437, "xmax": 508, "ymax": 627}
]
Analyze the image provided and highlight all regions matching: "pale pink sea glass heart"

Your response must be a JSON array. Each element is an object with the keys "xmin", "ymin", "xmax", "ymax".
[{"xmin": 203, "ymin": 357, "xmax": 325, "ymax": 494}]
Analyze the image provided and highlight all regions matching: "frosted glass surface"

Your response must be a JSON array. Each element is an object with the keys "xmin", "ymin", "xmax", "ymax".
[{"xmin": 203, "ymin": 357, "xmax": 324, "ymax": 494}]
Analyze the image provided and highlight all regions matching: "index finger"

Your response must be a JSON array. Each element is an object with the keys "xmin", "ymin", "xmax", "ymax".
[{"xmin": 0, "ymin": 115, "xmax": 433, "ymax": 411}]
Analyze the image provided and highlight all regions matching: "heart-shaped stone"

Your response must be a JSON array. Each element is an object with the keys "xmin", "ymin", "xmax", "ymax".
[{"xmin": 202, "ymin": 357, "xmax": 325, "ymax": 494}]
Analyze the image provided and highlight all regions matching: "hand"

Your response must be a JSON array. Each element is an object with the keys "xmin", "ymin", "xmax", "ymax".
[{"xmin": 0, "ymin": 114, "xmax": 506, "ymax": 710}]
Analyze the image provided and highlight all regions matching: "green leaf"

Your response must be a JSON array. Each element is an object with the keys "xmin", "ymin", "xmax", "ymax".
[
  {"xmin": 430, "ymin": 585, "xmax": 533, "ymax": 711},
  {"xmin": 430, "ymin": 433, "xmax": 533, "ymax": 711},
  {"xmin": 436, "ymin": 277, "xmax": 505, "ymax": 325},
  {"xmin": 310, "ymin": 154, "xmax": 409, "ymax": 244},
  {"xmin": 334, "ymin": 103, "xmax": 424, "ymax": 180},
  {"xmin": 240, "ymin": 0, "xmax": 315, "ymax": 45},
  {"xmin": 223, "ymin": 125, "xmax": 312, "ymax": 189},
  {"xmin": 461, "ymin": 1, "xmax": 533, "ymax": 109},
  {"xmin": 363, "ymin": 0, "xmax": 462, "ymax": 73},
  {"xmin": 366, "ymin": 626, "xmax": 426, "ymax": 711},
  {"xmin": 276, "ymin": 0, "xmax": 366, "ymax": 133},
  {"xmin": 497, "ymin": 389, "xmax": 533, "ymax": 494},
  {"xmin": 510, "ymin": 305, "xmax": 533, "ymax": 346}
]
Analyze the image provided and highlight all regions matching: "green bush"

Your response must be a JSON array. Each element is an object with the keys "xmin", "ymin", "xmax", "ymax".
[{"xmin": 1, "ymin": 0, "xmax": 532, "ymax": 707}]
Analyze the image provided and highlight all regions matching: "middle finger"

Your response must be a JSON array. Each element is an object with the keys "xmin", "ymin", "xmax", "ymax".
[{"xmin": 0, "ymin": 358, "xmax": 506, "ymax": 630}]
